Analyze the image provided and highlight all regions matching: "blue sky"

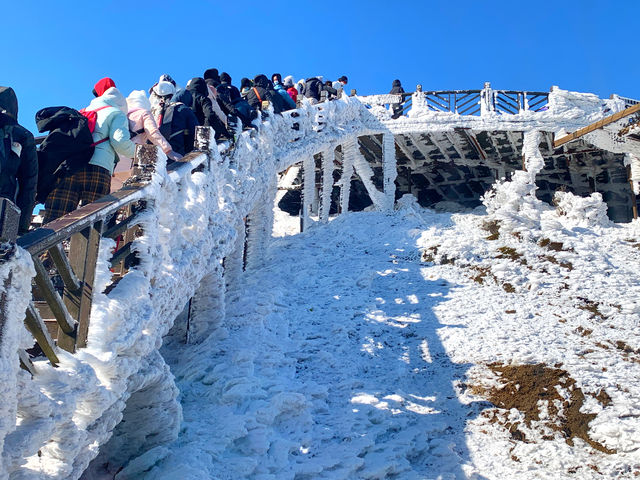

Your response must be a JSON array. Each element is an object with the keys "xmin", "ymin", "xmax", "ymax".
[{"xmin": 3, "ymin": 1, "xmax": 638, "ymax": 133}]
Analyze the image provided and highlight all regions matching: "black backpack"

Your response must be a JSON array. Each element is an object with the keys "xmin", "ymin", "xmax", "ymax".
[
  {"xmin": 304, "ymin": 78, "xmax": 323, "ymax": 100},
  {"xmin": 35, "ymin": 106, "xmax": 106, "ymax": 203}
]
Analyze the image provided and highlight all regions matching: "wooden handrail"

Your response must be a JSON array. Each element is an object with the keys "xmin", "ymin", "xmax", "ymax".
[{"xmin": 554, "ymin": 103, "xmax": 640, "ymax": 148}]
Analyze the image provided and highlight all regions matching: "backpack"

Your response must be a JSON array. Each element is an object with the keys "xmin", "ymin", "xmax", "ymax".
[
  {"xmin": 304, "ymin": 78, "xmax": 323, "ymax": 100},
  {"xmin": 35, "ymin": 105, "xmax": 111, "ymax": 203}
]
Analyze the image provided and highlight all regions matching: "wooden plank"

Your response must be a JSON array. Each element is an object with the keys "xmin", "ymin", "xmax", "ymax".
[
  {"xmin": 48, "ymin": 243, "xmax": 81, "ymax": 291},
  {"xmin": 554, "ymin": 103, "xmax": 640, "ymax": 148},
  {"xmin": 18, "ymin": 186, "xmax": 142, "ymax": 256},
  {"xmin": 32, "ymin": 257, "xmax": 77, "ymax": 335},
  {"xmin": 58, "ymin": 221, "xmax": 103, "ymax": 351},
  {"xmin": 102, "ymin": 211, "xmax": 140, "ymax": 239},
  {"xmin": 110, "ymin": 242, "xmax": 132, "ymax": 267},
  {"xmin": 24, "ymin": 303, "xmax": 59, "ymax": 366}
]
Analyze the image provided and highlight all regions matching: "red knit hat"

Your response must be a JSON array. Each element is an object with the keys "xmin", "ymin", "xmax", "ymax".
[{"xmin": 93, "ymin": 77, "xmax": 116, "ymax": 97}]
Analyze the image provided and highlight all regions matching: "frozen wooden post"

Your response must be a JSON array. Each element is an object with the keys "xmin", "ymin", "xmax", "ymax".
[
  {"xmin": 340, "ymin": 138, "xmax": 356, "ymax": 214},
  {"xmin": 0, "ymin": 198, "xmax": 20, "ymax": 243},
  {"xmin": 132, "ymin": 144, "xmax": 158, "ymax": 183},
  {"xmin": 301, "ymin": 155, "xmax": 315, "ymax": 231},
  {"xmin": 225, "ymin": 219, "xmax": 246, "ymax": 292},
  {"xmin": 187, "ymin": 262, "xmax": 224, "ymax": 344},
  {"xmin": 320, "ymin": 148, "xmax": 334, "ymax": 222},
  {"xmin": 57, "ymin": 220, "xmax": 104, "ymax": 351},
  {"xmin": 625, "ymin": 154, "xmax": 639, "ymax": 220},
  {"xmin": 481, "ymin": 81, "xmax": 494, "ymax": 116},
  {"xmin": 245, "ymin": 176, "xmax": 277, "ymax": 268},
  {"xmin": 382, "ymin": 133, "xmax": 397, "ymax": 211},
  {"xmin": 195, "ymin": 126, "xmax": 215, "ymax": 170}
]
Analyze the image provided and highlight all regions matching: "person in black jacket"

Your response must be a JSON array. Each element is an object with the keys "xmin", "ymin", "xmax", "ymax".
[
  {"xmin": 203, "ymin": 68, "xmax": 221, "ymax": 87},
  {"xmin": 264, "ymin": 78, "xmax": 288, "ymax": 114},
  {"xmin": 186, "ymin": 77, "xmax": 230, "ymax": 140},
  {"xmin": 389, "ymin": 79, "xmax": 405, "ymax": 119},
  {"xmin": 245, "ymin": 75, "xmax": 267, "ymax": 112},
  {"xmin": 246, "ymin": 75, "xmax": 292, "ymax": 115},
  {"xmin": 216, "ymin": 73, "xmax": 256, "ymax": 129},
  {"xmin": 0, "ymin": 87, "xmax": 37, "ymax": 235},
  {"xmin": 302, "ymin": 77, "xmax": 324, "ymax": 104}
]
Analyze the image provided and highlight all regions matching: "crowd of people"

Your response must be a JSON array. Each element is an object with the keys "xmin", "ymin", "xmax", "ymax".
[{"xmin": 0, "ymin": 71, "xmax": 407, "ymax": 236}]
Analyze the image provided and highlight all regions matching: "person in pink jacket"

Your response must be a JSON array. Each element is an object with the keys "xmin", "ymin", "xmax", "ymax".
[{"xmin": 125, "ymin": 90, "xmax": 182, "ymax": 162}]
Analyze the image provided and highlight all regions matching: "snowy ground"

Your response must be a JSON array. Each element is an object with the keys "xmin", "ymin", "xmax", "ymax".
[{"xmin": 129, "ymin": 191, "xmax": 640, "ymax": 479}]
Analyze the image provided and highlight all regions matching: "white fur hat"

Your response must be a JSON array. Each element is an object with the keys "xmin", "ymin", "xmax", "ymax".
[{"xmin": 284, "ymin": 75, "xmax": 295, "ymax": 87}]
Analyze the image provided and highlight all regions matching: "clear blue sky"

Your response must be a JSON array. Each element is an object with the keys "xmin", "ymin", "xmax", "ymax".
[{"xmin": 3, "ymin": 0, "xmax": 638, "ymax": 133}]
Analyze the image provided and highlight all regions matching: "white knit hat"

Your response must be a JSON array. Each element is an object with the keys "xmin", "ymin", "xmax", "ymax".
[
  {"xmin": 283, "ymin": 75, "xmax": 295, "ymax": 87},
  {"xmin": 154, "ymin": 81, "xmax": 176, "ymax": 97}
]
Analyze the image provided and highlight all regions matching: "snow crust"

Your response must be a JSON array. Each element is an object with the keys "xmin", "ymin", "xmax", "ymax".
[{"xmin": 0, "ymin": 86, "xmax": 628, "ymax": 479}]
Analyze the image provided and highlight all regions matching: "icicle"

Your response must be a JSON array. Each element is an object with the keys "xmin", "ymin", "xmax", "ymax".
[
  {"xmin": 522, "ymin": 130, "xmax": 544, "ymax": 181},
  {"xmin": 382, "ymin": 133, "xmax": 397, "ymax": 210},
  {"xmin": 245, "ymin": 176, "xmax": 277, "ymax": 268},
  {"xmin": 340, "ymin": 138, "xmax": 356, "ymax": 213},
  {"xmin": 302, "ymin": 155, "xmax": 315, "ymax": 230},
  {"xmin": 224, "ymin": 220, "xmax": 246, "ymax": 294},
  {"xmin": 188, "ymin": 262, "xmax": 225, "ymax": 344},
  {"xmin": 352, "ymin": 141, "xmax": 385, "ymax": 210},
  {"xmin": 626, "ymin": 154, "xmax": 640, "ymax": 195},
  {"xmin": 321, "ymin": 149, "xmax": 334, "ymax": 222}
]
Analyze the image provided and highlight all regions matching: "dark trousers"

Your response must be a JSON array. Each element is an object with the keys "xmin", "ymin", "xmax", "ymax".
[{"xmin": 43, "ymin": 164, "xmax": 111, "ymax": 224}]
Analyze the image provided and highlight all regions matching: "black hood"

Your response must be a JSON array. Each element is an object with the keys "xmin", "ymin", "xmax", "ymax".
[
  {"xmin": 392, "ymin": 79, "xmax": 402, "ymax": 87},
  {"xmin": 35, "ymin": 106, "xmax": 80, "ymax": 133},
  {"xmin": 187, "ymin": 77, "xmax": 210, "ymax": 97},
  {"xmin": 0, "ymin": 87, "xmax": 18, "ymax": 122},
  {"xmin": 253, "ymin": 75, "xmax": 269, "ymax": 89}
]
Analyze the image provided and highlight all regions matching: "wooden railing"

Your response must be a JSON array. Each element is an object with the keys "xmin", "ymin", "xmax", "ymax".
[
  {"xmin": 359, "ymin": 82, "xmax": 550, "ymax": 116},
  {"xmin": 12, "ymin": 128, "xmax": 215, "ymax": 373}
]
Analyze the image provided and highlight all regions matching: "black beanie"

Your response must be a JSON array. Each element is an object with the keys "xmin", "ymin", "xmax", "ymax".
[
  {"xmin": 220, "ymin": 72, "xmax": 232, "ymax": 84},
  {"xmin": 204, "ymin": 68, "xmax": 219, "ymax": 81}
]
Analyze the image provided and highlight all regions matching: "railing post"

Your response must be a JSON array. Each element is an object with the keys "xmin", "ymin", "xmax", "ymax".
[
  {"xmin": 132, "ymin": 144, "xmax": 159, "ymax": 183},
  {"xmin": 481, "ymin": 81, "xmax": 494, "ymax": 116},
  {"xmin": 340, "ymin": 138, "xmax": 356, "ymax": 214},
  {"xmin": 57, "ymin": 221, "xmax": 104, "ymax": 352},
  {"xmin": 195, "ymin": 126, "xmax": 215, "ymax": 170},
  {"xmin": 0, "ymin": 198, "xmax": 20, "ymax": 243},
  {"xmin": 626, "ymin": 154, "xmax": 639, "ymax": 220},
  {"xmin": 301, "ymin": 155, "xmax": 315, "ymax": 231},
  {"xmin": 382, "ymin": 133, "xmax": 397, "ymax": 211},
  {"xmin": 187, "ymin": 262, "xmax": 225, "ymax": 345},
  {"xmin": 320, "ymin": 149, "xmax": 334, "ymax": 223}
]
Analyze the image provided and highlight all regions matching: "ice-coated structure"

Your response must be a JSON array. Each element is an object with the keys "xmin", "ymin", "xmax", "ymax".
[{"xmin": 0, "ymin": 85, "xmax": 633, "ymax": 479}]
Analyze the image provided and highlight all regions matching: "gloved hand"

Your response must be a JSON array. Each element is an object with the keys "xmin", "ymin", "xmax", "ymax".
[{"xmin": 167, "ymin": 151, "xmax": 184, "ymax": 162}]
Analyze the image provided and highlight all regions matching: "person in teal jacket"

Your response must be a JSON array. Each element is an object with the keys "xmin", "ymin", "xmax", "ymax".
[{"xmin": 43, "ymin": 78, "xmax": 137, "ymax": 223}]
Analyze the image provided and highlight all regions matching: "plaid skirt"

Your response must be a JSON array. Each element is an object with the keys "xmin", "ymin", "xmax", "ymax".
[{"xmin": 43, "ymin": 164, "xmax": 111, "ymax": 224}]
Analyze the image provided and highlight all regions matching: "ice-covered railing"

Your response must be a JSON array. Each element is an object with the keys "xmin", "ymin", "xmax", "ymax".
[
  {"xmin": 0, "ymin": 84, "xmax": 628, "ymax": 479},
  {"xmin": 358, "ymin": 82, "xmax": 551, "ymax": 117}
]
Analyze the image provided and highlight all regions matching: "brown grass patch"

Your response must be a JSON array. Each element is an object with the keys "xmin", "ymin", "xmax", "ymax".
[
  {"xmin": 472, "ymin": 363, "xmax": 615, "ymax": 454},
  {"xmin": 539, "ymin": 238, "xmax": 574, "ymax": 252},
  {"xmin": 482, "ymin": 219, "xmax": 501, "ymax": 241},
  {"xmin": 577, "ymin": 297, "xmax": 605, "ymax": 320},
  {"xmin": 575, "ymin": 326, "xmax": 592, "ymax": 337}
]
